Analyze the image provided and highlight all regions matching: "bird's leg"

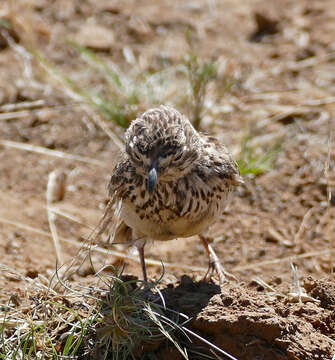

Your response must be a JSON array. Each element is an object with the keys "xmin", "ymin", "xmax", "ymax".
[
  {"xmin": 137, "ymin": 242, "xmax": 148, "ymax": 282},
  {"xmin": 136, "ymin": 241, "xmax": 160, "ymax": 301},
  {"xmin": 199, "ymin": 235, "xmax": 237, "ymax": 284}
]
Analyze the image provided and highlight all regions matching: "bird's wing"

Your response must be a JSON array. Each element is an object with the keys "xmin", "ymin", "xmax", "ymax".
[
  {"xmin": 203, "ymin": 135, "xmax": 244, "ymax": 186},
  {"xmin": 89, "ymin": 154, "xmax": 133, "ymax": 247}
]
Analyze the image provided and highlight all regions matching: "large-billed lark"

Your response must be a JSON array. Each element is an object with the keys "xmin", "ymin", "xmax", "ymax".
[{"xmin": 101, "ymin": 105, "xmax": 242, "ymax": 283}]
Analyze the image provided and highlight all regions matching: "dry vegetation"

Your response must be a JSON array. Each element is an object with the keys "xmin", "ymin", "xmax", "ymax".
[{"xmin": 1, "ymin": 0, "xmax": 335, "ymax": 359}]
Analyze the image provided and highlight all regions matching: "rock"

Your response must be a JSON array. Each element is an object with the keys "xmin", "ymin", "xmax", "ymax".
[
  {"xmin": 249, "ymin": 11, "xmax": 280, "ymax": 43},
  {"xmin": 74, "ymin": 22, "xmax": 115, "ymax": 51}
]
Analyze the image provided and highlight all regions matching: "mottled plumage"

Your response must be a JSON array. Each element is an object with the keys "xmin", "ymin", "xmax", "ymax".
[{"xmin": 104, "ymin": 105, "xmax": 242, "ymax": 282}]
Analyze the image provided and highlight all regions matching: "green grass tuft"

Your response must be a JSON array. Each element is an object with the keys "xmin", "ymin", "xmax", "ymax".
[
  {"xmin": 184, "ymin": 54, "xmax": 217, "ymax": 129},
  {"xmin": 91, "ymin": 272, "xmax": 189, "ymax": 359},
  {"xmin": 237, "ymin": 134, "xmax": 283, "ymax": 176},
  {"xmin": 33, "ymin": 39, "xmax": 227, "ymax": 131}
]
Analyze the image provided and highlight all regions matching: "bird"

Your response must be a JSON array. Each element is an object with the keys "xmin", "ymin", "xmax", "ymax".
[{"xmin": 100, "ymin": 105, "xmax": 243, "ymax": 283}]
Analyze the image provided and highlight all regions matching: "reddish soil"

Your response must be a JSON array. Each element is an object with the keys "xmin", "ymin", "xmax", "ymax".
[
  {"xmin": 157, "ymin": 276, "xmax": 335, "ymax": 360},
  {"xmin": 1, "ymin": 0, "xmax": 335, "ymax": 359}
]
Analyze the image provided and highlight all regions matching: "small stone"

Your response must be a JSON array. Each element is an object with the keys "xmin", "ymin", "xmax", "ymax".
[{"xmin": 74, "ymin": 22, "xmax": 115, "ymax": 51}]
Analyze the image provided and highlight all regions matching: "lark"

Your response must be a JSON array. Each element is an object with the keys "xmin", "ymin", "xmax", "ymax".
[{"xmin": 101, "ymin": 105, "xmax": 242, "ymax": 283}]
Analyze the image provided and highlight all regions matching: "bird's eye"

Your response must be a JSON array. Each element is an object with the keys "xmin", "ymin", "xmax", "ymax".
[
  {"xmin": 133, "ymin": 153, "xmax": 141, "ymax": 161},
  {"xmin": 174, "ymin": 153, "xmax": 182, "ymax": 161}
]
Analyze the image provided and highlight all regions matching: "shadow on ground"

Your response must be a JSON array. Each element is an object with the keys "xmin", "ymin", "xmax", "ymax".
[{"xmin": 139, "ymin": 276, "xmax": 335, "ymax": 360}]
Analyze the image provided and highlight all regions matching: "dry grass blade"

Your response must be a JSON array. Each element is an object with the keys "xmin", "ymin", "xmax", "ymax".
[
  {"xmin": 256, "ymin": 106, "xmax": 311, "ymax": 128},
  {"xmin": 86, "ymin": 108, "xmax": 124, "ymax": 151},
  {"xmin": 48, "ymin": 206, "xmax": 95, "ymax": 230},
  {"xmin": 0, "ymin": 110, "xmax": 31, "ymax": 121},
  {"xmin": 293, "ymin": 208, "xmax": 314, "ymax": 246},
  {"xmin": 0, "ymin": 99, "xmax": 45, "ymax": 112},
  {"xmin": 303, "ymin": 96, "xmax": 335, "ymax": 106},
  {"xmin": 0, "ymin": 263, "xmax": 57, "ymax": 294},
  {"xmin": 233, "ymin": 248, "xmax": 335, "ymax": 272},
  {"xmin": 0, "ymin": 263, "xmax": 31, "ymax": 283},
  {"xmin": 144, "ymin": 304, "xmax": 189, "ymax": 359},
  {"xmin": 289, "ymin": 263, "xmax": 303, "ymax": 303},
  {"xmin": 324, "ymin": 130, "xmax": 333, "ymax": 274},
  {"xmin": 0, "ymin": 139, "xmax": 107, "ymax": 167},
  {"xmin": 180, "ymin": 326, "xmax": 240, "ymax": 360},
  {"xmin": 2, "ymin": 211, "xmax": 335, "ymax": 276},
  {"xmin": 252, "ymin": 277, "xmax": 285, "ymax": 297},
  {"xmin": 0, "ymin": 216, "xmax": 207, "ymax": 272},
  {"xmin": 34, "ymin": 49, "xmax": 127, "ymax": 150},
  {"xmin": 46, "ymin": 170, "xmax": 64, "ymax": 265},
  {"xmin": 288, "ymin": 51, "xmax": 335, "ymax": 70},
  {"xmin": 2, "ymin": 213, "xmax": 335, "ymax": 278}
]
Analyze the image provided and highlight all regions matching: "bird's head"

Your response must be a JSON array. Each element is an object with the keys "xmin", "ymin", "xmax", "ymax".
[{"xmin": 125, "ymin": 106, "xmax": 200, "ymax": 193}]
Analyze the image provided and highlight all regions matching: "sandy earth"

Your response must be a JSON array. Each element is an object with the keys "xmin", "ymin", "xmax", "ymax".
[{"xmin": 1, "ymin": 0, "xmax": 335, "ymax": 359}]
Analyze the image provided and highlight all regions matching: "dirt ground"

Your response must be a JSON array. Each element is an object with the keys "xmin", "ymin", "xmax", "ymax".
[{"xmin": 1, "ymin": 0, "xmax": 335, "ymax": 359}]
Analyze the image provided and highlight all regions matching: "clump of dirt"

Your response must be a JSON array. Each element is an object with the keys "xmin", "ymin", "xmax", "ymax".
[
  {"xmin": 154, "ymin": 276, "xmax": 335, "ymax": 360},
  {"xmin": 304, "ymin": 277, "xmax": 335, "ymax": 310},
  {"xmin": 2, "ymin": 273, "xmax": 335, "ymax": 359}
]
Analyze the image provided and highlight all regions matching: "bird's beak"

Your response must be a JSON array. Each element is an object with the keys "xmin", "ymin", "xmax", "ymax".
[{"xmin": 148, "ymin": 161, "xmax": 158, "ymax": 193}]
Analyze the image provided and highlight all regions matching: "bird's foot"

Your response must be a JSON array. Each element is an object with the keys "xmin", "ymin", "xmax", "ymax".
[
  {"xmin": 203, "ymin": 258, "xmax": 237, "ymax": 284},
  {"xmin": 200, "ymin": 235, "xmax": 238, "ymax": 285}
]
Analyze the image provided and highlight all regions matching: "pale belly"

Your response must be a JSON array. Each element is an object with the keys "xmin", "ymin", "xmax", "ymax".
[{"xmin": 121, "ymin": 201, "xmax": 216, "ymax": 241}]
